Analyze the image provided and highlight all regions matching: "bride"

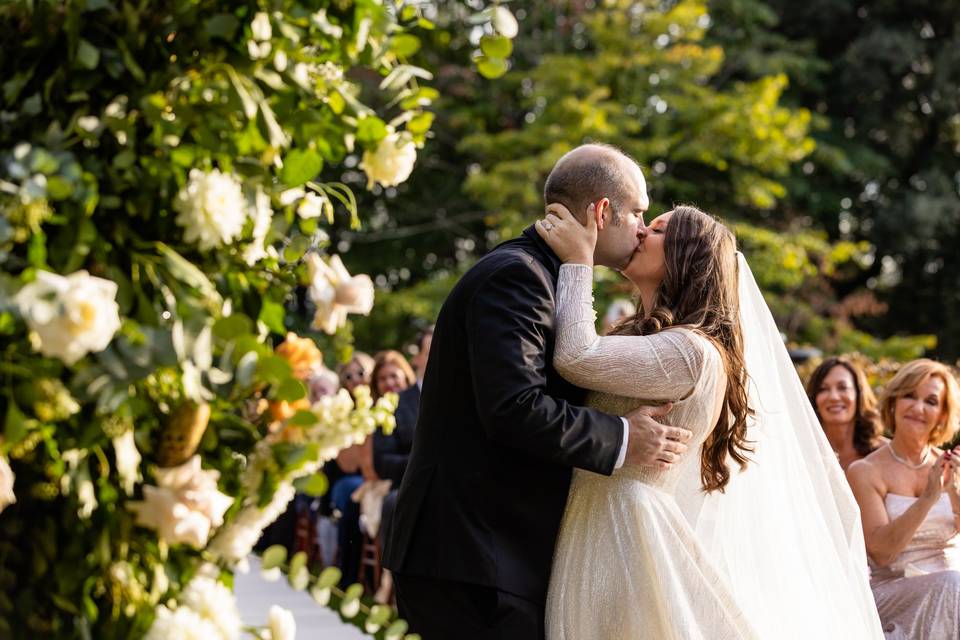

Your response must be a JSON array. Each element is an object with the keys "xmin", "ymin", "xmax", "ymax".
[{"xmin": 536, "ymin": 203, "xmax": 883, "ymax": 639}]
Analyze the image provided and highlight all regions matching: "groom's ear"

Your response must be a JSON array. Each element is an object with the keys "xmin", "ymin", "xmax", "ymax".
[{"xmin": 595, "ymin": 198, "xmax": 610, "ymax": 230}]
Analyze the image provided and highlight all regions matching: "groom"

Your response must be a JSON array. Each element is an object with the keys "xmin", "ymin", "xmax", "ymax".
[{"xmin": 382, "ymin": 144, "xmax": 693, "ymax": 638}]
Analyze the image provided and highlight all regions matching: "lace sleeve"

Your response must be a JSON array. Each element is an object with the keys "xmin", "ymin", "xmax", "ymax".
[{"xmin": 554, "ymin": 264, "xmax": 705, "ymax": 401}]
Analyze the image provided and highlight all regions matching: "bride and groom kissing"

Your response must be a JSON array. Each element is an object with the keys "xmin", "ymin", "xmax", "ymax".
[{"xmin": 382, "ymin": 144, "xmax": 885, "ymax": 639}]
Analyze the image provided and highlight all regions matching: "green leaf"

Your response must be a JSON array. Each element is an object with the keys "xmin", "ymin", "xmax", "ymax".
[
  {"xmin": 27, "ymin": 229, "xmax": 47, "ymax": 267},
  {"xmin": 407, "ymin": 112, "xmax": 434, "ymax": 136},
  {"xmin": 391, "ymin": 34, "xmax": 421, "ymax": 58},
  {"xmin": 367, "ymin": 604, "xmax": 392, "ymax": 626},
  {"xmin": 293, "ymin": 472, "xmax": 328, "ymax": 497},
  {"xmin": 46, "ymin": 176, "xmax": 74, "ymax": 200},
  {"xmin": 0, "ymin": 312, "xmax": 15, "ymax": 335},
  {"xmin": 213, "ymin": 314, "xmax": 253, "ymax": 341},
  {"xmin": 157, "ymin": 243, "xmax": 222, "ymax": 304},
  {"xmin": 316, "ymin": 566, "xmax": 341, "ymax": 589},
  {"xmin": 280, "ymin": 149, "xmax": 323, "ymax": 187},
  {"xmin": 115, "ymin": 38, "xmax": 145, "ymax": 82},
  {"xmin": 328, "ymin": 90, "xmax": 345, "ymax": 115},
  {"xmin": 204, "ymin": 14, "xmax": 240, "ymax": 41},
  {"xmin": 274, "ymin": 378, "xmax": 306, "ymax": 402},
  {"xmin": 282, "ymin": 235, "xmax": 311, "ymax": 263},
  {"xmin": 258, "ymin": 297, "xmax": 286, "ymax": 335},
  {"xmin": 256, "ymin": 355, "xmax": 292, "ymax": 386},
  {"xmin": 384, "ymin": 619, "xmax": 409, "ymax": 639},
  {"xmin": 476, "ymin": 56, "xmax": 508, "ymax": 79},
  {"xmin": 76, "ymin": 39, "xmax": 100, "ymax": 70},
  {"xmin": 480, "ymin": 35, "xmax": 513, "ymax": 58},
  {"xmin": 170, "ymin": 146, "xmax": 195, "ymax": 168},
  {"xmin": 3, "ymin": 401, "xmax": 29, "ymax": 447},
  {"xmin": 261, "ymin": 545, "xmax": 288, "ymax": 570},
  {"xmin": 288, "ymin": 410, "xmax": 319, "ymax": 427},
  {"xmin": 289, "ymin": 564, "xmax": 310, "ymax": 591},
  {"xmin": 356, "ymin": 117, "xmax": 388, "ymax": 146},
  {"xmin": 344, "ymin": 583, "xmax": 364, "ymax": 600},
  {"xmin": 289, "ymin": 551, "xmax": 307, "ymax": 576}
]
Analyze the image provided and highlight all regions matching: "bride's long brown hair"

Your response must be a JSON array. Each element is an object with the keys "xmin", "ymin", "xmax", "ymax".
[{"xmin": 608, "ymin": 205, "xmax": 752, "ymax": 492}]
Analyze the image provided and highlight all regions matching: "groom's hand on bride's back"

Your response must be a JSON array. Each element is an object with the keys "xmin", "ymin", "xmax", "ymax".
[{"xmin": 623, "ymin": 404, "xmax": 692, "ymax": 469}]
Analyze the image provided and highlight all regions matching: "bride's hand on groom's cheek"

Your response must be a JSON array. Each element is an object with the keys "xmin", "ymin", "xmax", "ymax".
[{"xmin": 535, "ymin": 202, "xmax": 597, "ymax": 266}]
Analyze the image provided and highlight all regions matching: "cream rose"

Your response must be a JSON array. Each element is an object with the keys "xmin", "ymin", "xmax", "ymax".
[
  {"xmin": 174, "ymin": 168, "xmax": 247, "ymax": 251},
  {"xmin": 180, "ymin": 573, "xmax": 242, "ymax": 640},
  {"xmin": 359, "ymin": 130, "xmax": 417, "ymax": 189},
  {"xmin": 127, "ymin": 455, "xmax": 233, "ymax": 548},
  {"xmin": 15, "ymin": 270, "xmax": 121, "ymax": 366},
  {"xmin": 0, "ymin": 454, "xmax": 15, "ymax": 514},
  {"xmin": 305, "ymin": 254, "xmax": 375, "ymax": 334},
  {"xmin": 145, "ymin": 605, "xmax": 221, "ymax": 640}
]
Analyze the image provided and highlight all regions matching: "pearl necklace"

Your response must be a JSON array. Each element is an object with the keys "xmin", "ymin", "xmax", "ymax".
[{"xmin": 887, "ymin": 443, "xmax": 931, "ymax": 470}]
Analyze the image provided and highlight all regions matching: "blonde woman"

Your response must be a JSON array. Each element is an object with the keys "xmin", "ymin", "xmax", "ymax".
[{"xmin": 848, "ymin": 359, "xmax": 960, "ymax": 638}]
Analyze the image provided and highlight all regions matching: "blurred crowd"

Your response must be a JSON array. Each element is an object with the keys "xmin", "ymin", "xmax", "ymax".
[{"xmin": 256, "ymin": 327, "xmax": 433, "ymax": 605}]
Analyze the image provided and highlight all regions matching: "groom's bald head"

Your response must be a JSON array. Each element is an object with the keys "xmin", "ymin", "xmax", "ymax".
[{"xmin": 544, "ymin": 144, "xmax": 644, "ymax": 225}]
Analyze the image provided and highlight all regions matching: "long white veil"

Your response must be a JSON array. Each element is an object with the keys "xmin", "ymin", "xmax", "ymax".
[{"xmin": 679, "ymin": 253, "xmax": 884, "ymax": 638}]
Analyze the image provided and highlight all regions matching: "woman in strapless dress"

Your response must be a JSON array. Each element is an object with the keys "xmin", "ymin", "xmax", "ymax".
[{"xmin": 848, "ymin": 358, "xmax": 960, "ymax": 639}]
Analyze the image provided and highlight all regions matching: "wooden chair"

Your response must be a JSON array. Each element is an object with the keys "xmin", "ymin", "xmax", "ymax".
[{"xmin": 357, "ymin": 532, "xmax": 382, "ymax": 594}]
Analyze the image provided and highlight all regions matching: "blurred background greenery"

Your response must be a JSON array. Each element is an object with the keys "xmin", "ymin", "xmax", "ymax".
[{"xmin": 322, "ymin": 0, "xmax": 958, "ymax": 364}]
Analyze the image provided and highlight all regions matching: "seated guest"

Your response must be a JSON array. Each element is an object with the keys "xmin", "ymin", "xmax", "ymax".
[
  {"xmin": 337, "ymin": 349, "xmax": 415, "ymax": 587},
  {"xmin": 374, "ymin": 328, "xmax": 433, "ymax": 602},
  {"xmin": 307, "ymin": 366, "xmax": 340, "ymax": 402},
  {"xmin": 807, "ymin": 356, "xmax": 885, "ymax": 470},
  {"xmin": 330, "ymin": 351, "xmax": 376, "ymax": 585},
  {"xmin": 847, "ymin": 359, "xmax": 960, "ymax": 639},
  {"xmin": 337, "ymin": 351, "xmax": 375, "ymax": 393}
]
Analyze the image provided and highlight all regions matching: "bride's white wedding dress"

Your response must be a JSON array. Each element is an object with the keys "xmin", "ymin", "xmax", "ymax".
[{"xmin": 545, "ymin": 262, "xmax": 883, "ymax": 639}]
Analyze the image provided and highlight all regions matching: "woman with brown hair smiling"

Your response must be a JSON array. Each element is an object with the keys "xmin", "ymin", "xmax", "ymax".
[{"xmin": 807, "ymin": 356, "xmax": 885, "ymax": 469}]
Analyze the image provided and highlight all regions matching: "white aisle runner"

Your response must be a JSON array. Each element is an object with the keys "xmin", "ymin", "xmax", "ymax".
[{"xmin": 234, "ymin": 556, "xmax": 368, "ymax": 639}]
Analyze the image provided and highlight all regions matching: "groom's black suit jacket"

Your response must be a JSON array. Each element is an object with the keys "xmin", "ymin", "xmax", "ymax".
[{"xmin": 382, "ymin": 226, "xmax": 623, "ymax": 602}]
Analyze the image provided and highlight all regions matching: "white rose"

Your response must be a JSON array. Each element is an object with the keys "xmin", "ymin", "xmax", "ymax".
[
  {"xmin": 0, "ymin": 455, "xmax": 15, "ymax": 514},
  {"xmin": 266, "ymin": 605, "xmax": 296, "ymax": 640},
  {"xmin": 492, "ymin": 6, "xmax": 519, "ymax": 38},
  {"xmin": 359, "ymin": 130, "xmax": 417, "ymax": 189},
  {"xmin": 174, "ymin": 168, "xmax": 247, "ymax": 251},
  {"xmin": 305, "ymin": 254, "xmax": 375, "ymax": 334},
  {"xmin": 180, "ymin": 574, "xmax": 242, "ymax": 640},
  {"xmin": 296, "ymin": 191, "xmax": 330, "ymax": 220},
  {"xmin": 251, "ymin": 12, "xmax": 272, "ymax": 41},
  {"xmin": 127, "ymin": 455, "xmax": 233, "ymax": 548},
  {"xmin": 15, "ymin": 270, "xmax": 121, "ymax": 366},
  {"xmin": 113, "ymin": 430, "xmax": 142, "ymax": 496},
  {"xmin": 145, "ymin": 604, "xmax": 221, "ymax": 640}
]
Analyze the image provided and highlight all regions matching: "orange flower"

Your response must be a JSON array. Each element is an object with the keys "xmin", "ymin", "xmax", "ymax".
[
  {"xmin": 268, "ymin": 397, "xmax": 311, "ymax": 425},
  {"xmin": 274, "ymin": 332, "xmax": 323, "ymax": 380}
]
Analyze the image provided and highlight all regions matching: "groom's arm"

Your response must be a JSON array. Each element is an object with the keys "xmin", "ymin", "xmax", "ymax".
[{"xmin": 465, "ymin": 258, "xmax": 623, "ymax": 475}]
